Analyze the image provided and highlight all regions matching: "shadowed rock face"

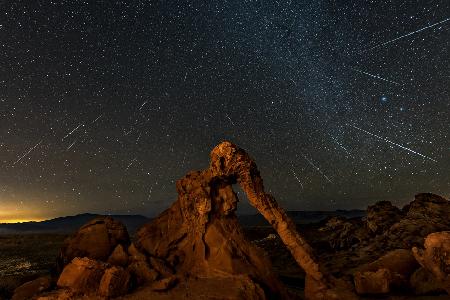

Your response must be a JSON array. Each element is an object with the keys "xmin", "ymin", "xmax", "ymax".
[
  {"xmin": 366, "ymin": 201, "xmax": 403, "ymax": 235},
  {"xmin": 413, "ymin": 231, "xmax": 450, "ymax": 294}
]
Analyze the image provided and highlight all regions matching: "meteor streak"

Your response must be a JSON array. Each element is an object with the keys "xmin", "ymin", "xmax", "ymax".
[
  {"xmin": 364, "ymin": 16, "xmax": 450, "ymax": 51},
  {"xmin": 290, "ymin": 168, "xmax": 304, "ymax": 189},
  {"xmin": 352, "ymin": 68, "xmax": 402, "ymax": 86},
  {"xmin": 13, "ymin": 140, "xmax": 43, "ymax": 165},
  {"xmin": 330, "ymin": 136, "xmax": 351, "ymax": 155},
  {"xmin": 347, "ymin": 124, "xmax": 437, "ymax": 162},
  {"xmin": 63, "ymin": 123, "xmax": 83, "ymax": 140},
  {"xmin": 91, "ymin": 114, "xmax": 103, "ymax": 124},
  {"xmin": 225, "ymin": 114, "xmax": 235, "ymax": 126},
  {"xmin": 139, "ymin": 101, "xmax": 148, "ymax": 110},
  {"xmin": 126, "ymin": 158, "xmax": 137, "ymax": 170},
  {"xmin": 300, "ymin": 153, "xmax": 333, "ymax": 183},
  {"xmin": 66, "ymin": 140, "xmax": 77, "ymax": 150}
]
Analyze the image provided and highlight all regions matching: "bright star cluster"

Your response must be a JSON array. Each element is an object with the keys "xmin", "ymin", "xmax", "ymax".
[{"xmin": 0, "ymin": 1, "xmax": 449, "ymax": 221}]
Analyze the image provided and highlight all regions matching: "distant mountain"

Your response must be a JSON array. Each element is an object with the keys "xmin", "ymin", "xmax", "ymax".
[
  {"xmin": 0, "ymin": 210, "xmax": 366, "ymax": 234},
  {"xmin": 238, "ymin": 209, "xmax": 366, "ymax": 227},
  {"xmin": 0, "ymin": 213, "xmax": 150, "ymax": 235}
]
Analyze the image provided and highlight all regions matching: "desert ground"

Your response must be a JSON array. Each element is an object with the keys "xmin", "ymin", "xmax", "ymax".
[{"xmin": 1, "ymin": 221, "xmax": 449, "ymax": 299}]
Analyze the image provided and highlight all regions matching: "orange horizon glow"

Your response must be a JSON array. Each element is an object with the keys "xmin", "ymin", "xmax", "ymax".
[{"xmin": 0, "ymin": 218, "xmax": 46, "ymax": 224}]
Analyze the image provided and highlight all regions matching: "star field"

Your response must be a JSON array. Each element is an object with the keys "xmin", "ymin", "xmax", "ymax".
[{"xmin": 1, "ymin": 0, "xmax": 449, "ymax": 222}]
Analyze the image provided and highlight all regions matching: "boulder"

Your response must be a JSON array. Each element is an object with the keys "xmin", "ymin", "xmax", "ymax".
[
  {"xmin": 410, "ymin": 267, "xmax": 447, "ymax": 295},
  {"xmin": 128, "ymin": 243, "xmax": 146, "ymax": 262},
  {"xmin": 366, "ymin": 201, "xmax": 402, "ymax": 234},
  {"xmin": 354, "ymin": 268, "xmax": 391, "ymax": 294},
  {"xmin": 318, "ymin": 216, "xmax": 367, "ymax": 250},
  {"xmin": 127, "ymin": 261, "xmax": 158, "ymax": 285},
  {"xmin": 149, "ymin": 257, "xmax": 174, "ymax": 277},
  {"xmin": 406, "ymin": 193, "xmax": 450, "ymax": 224},
  {"xmin": 150, "ymin": 275, "xmax": 178, "ymax": 291},
  {"xmin": 57, "ymin": 217, "xmax": 130, "ymax": 270},
  {"xmin": 57, "ymin": 257, "xmax": 106, "ymax": 293},
  {"xmin": 98, "ymin": 266, "xmax": 131, "ymax": 298},
  {"xmin": 107, "ymin": 244, "xmax": 129, "ymax": 267},
  {"xmin": 12, "ymin": 276, "xmax": 52, "ymax": 300},
  {"xmin": 356, "ymin": 249, "xmax": 419, "ymax": 285},
  {"xmin": 412, "ymin": 231, "xmax": 450, "ymax": 294},
  {"xmin": 366, "ymin": 194, "xmax": 450, "ymax": 251}
]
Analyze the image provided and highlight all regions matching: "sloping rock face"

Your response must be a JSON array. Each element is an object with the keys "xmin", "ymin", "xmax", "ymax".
[
  {"xmin": 57, "ymin": 257, "xmax": 106, "ymax": 293},
  {"xmin": 365, "ymin": 201, "xmax": 403, "ymax": 234},
  {"xmin": 12, "ymin": 276, "xmax": 52, "ymax": 300},
  {"xmin": 410, "ymin": 267, "xmax": 447, "ymax": 295},
  {"xmin": 413, "ymin": 231, "xmax": 450, "ymax": 294},
  {"xmin": 318, "ymin": 216, "xmax": 368, "ymax": 250},
  {"xmin": 57, "ymin": 217, "xmax": 130, "ymax": 271},
  {"xmin": 382, "ymin": 193, "xmax": 450, "ymax": 249},
  {"xmin": 353, "ymin": 249, "xmax": 419, "ymax": 294}
]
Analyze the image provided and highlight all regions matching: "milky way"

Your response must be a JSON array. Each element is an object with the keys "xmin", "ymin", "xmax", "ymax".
[{"xmin": 0, "ymin": 1, "xmax": 449, "ymax": 221}]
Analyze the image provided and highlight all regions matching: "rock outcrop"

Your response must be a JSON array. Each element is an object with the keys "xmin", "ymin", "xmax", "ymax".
[
  {"xmin": 11, "ymin": 276, "xmax": 52, "ymax": 300},
  {"xmin": 412, "ymin": 231, "xmax": 450, "ymax": 294},
  {"xmin": 57, "ymin": 257, "xmax": 107, "ymax": 294},
  {"xmin": 365, "ymin": 201, "xmax": 403, "ymax": 234},
  {"xmin": 318, "ymin": 216, "xmax": 367, "ymax": 250},
  {"xmin": 353, "ymin": 249, "xmax": 419, "ymax": 294},
  {"xmin": 57, "ymin": 217, "xmax": 130, "ymax": 271},
  {"xmin": 134, "ymin": 141, "xmax": 357, "ymax": 300}
]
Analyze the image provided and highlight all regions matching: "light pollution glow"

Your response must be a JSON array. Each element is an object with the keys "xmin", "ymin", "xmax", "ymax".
[{"xmin": 0, "ymin": 201, "xmax": 47, "ymax": 223}]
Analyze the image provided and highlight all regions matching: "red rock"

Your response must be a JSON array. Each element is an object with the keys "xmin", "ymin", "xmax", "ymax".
[
  {"xmin": 98, "ymin": 266, "xmax": 131, "ymax": 298},
  {"xmin": 107, "ymin": 244, "xmax": 129, "ymax": 267},
  {"xmin": 149, "ymin": 257, "xmax": 174, "ymax": 277},
  {"xmin": 354, "ymin": 268, "xmax": 391, "ymax": 294},
  {"xmin": 356, "ymin": 249, "xmax": 419, "ymax": 288},
  {"xmin": 150, "ymin": 275, "xmax": 178, "ymax": 291},
  {"xmin": 135, "ymin": 141, "xmax": 357, "ymax": 299},
  {"xmin": 57, "ymin": 216, "xmax": 130, "ymax": 270},
  {"xmin": 410, "ymin": 267, "xmax": 447, "ymax": 295},
  {"xmin": 127, "ymin": 261, "xmax": 159, "ymax": 285},
  {"xmin": 57, "ymin": 257, "xmax": 106, "ymax": 293},
  {"xmin": 413, "ymin": 231, "xmax": 450, "ymax": 294},
  {"xmin": 366, "ymin": 201, "xmax": 403, "ymax": 234},
  {"xmin": 122, "ymin": 275, "xmax": 267, "ymax": 300},
  {"xmin": 12, "ymin": 276, "xmax": 52, "ymax": 300},
  {"xmin": 128, "ymin": 243, "xmax": 146, "ymax": 262}
]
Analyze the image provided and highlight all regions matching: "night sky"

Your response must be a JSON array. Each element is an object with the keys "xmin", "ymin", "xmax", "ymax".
[{"xmin": 1, "ymin": 1, "xmax": 449, "ymax": 222}]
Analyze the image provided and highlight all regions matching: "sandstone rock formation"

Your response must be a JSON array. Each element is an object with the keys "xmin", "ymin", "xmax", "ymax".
[
  {"xmin": 379, "ymin": 193, "xmax": 450, "ymax": 250},
  {"xmin": 318, "ymin": 216, "xmax": 367, "ymax": 250},
  {"xmin": 57, "ymin": 257, "xmax": 106, "ymax": 294},
  {"xmin": 353, "ymin": 249, "xmax": 419, "ymax": 294},
  {"xmin": 57, "ymin": 217, "xmax": 130, "ymax": 271},
  {"xmin": 410, "ymin": 267, "xmax": 447, "ymax": 295},
  {"xmin": 134, "ymin": 141, "xmax": 357, "ymax": 300},
  {"xmin": 412, "ymin": 231, "xmax": 450, "ymax": 294},
  {"xmin": 365, "ymin": 201, "xmax": 403, "ymax": 234},
  {"xmin": 98, "ymin": 266, "xmax": 131, "ymax": 298},
  {"xmin": 12, "ymin": 276, "xmax": 52, "ymax": 300}
]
